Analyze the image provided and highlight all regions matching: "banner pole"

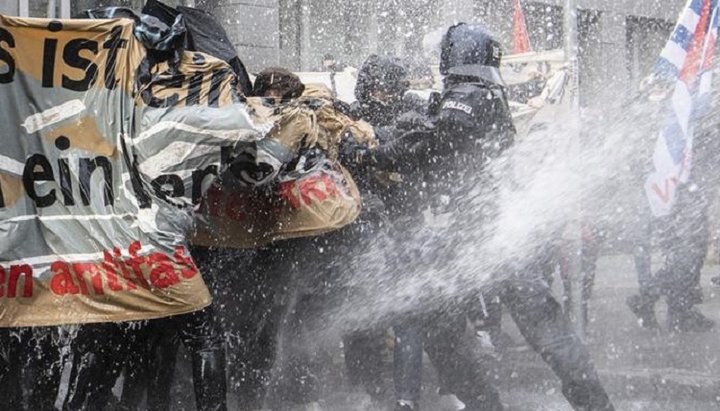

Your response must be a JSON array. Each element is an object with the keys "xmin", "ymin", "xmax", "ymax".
[
  {"xmin": 18, "ymin": 0, "xmax": 29, "ymax": 17},
  {"xmin": 563, "ymin": 0, "xmax": 585, "ymax": 337},
  {"xmin": 59, "ymin": 0, "xmax": 70, "ymax": 18}
]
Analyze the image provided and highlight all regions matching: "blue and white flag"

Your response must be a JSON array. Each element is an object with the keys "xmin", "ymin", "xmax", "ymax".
[{"xmin": 645, "ymin": 0, "xmax": 719, "ymax": 216}]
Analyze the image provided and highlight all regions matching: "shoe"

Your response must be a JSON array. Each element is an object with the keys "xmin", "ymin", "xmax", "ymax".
[
  {"xmin": 353, "ymin": 392, "xmax": 384, "ymax": 411},
  {"xmin": 668, "ymin": 308, "xmax": 715, "ymax": 333},
  {"xmin": 394, "ymin": 400, "xmax": 419, "ymax": 411},
  {"xmin": 711, "ymin": 276, "xmax": 720, "ymax": 287},
  {"xmin": 438, "ymin": 393, "xmax": 466, "ymax": 410},
  {"xmin": 626, "ymin": 295, "xmax": 660, "ymax": 329},
  {"xmin": 290, "ymin": 402, "xmax": 323, "ymax": 411}
]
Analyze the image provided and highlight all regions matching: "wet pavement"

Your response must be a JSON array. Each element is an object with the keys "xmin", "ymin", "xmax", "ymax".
[
  {"xmin": 324, "ymin": 253, "xmax": 720, "ymax": 410},
  {"xmin": 158, "ymin": 253, "xmax": 720, "ymax": 410},
  {"xmin": 470, "ymin": 253, "xmax": 720, "ymax": 410}
]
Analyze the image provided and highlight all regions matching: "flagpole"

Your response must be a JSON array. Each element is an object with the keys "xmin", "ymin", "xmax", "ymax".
[
  {"xmin": 563, "ymin": 0, "xmax": 586, "ymax": 337},
  {"xmin": 564, "ymin": 0, "xmax": 579, "ymax": 110}
]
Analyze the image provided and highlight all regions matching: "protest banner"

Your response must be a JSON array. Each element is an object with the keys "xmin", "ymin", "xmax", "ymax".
[{"xmin": 0, "ymin": 15, "xmax": 261, "ymax": 326}]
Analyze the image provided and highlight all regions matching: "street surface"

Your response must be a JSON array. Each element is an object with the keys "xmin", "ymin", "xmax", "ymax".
[{"xmin": 146, "ymin": 253, "xmax": 720, "ymax": 410}]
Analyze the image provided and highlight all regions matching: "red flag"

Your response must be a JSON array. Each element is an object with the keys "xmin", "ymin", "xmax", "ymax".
[{"xmin": 512, "ymin": 0, "xmax": 532, "ymax": 54}]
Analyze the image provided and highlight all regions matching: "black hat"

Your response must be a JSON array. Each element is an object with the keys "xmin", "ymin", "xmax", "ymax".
[
  {"xmin": 253, "ymin": 67, "xmax": 305, "ymax": 101},
  {"xmin": 440, "ymin": 23, "xmax": 505, "ymax": 86},
  {"xmin": 355, "ymin": 54, "xmax": 409, "ymax": 102}
]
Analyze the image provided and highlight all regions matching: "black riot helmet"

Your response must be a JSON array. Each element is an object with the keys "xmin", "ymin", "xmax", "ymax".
[
  {"xmin": 355, "ymin": 54, "xmax": 410, "ymax": 104},
  {"xmin": 440, "ymin": 23, "xmax": 505, "ymax": 86}
]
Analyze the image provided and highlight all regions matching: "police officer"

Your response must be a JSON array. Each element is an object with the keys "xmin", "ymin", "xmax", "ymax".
[
  {"xmin": 426, "ymin": 23, "xmax": 615, "ymax": 411},
  {"xmin": 343, "ymin": 52, "xmax": 503, "ymax": 411}
]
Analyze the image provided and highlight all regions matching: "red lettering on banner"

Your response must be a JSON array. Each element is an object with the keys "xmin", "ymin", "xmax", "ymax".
[
  {"xmin": 174, "ymin": 246, "xmax": 198, "ymax": 279},
  {"xmin": 114, "ymin": 247, "xmax": 137, "ymax": 290},
  {"xmin": 148, "ymin": 253, "xmax": 180, "ymax": 288},
  {"xmin": 299, "ymin": 176, "xmax": 328, "ymax": 205},
  {"xmin": 320, "ymin": 174, "xmax": 339, "ymax": 197},
  {"xmin": 72, "ymin": 263, "xmax": 105, "ymax": 295},
  {"xmin": 102, "ymin": 250, "xmax": 124, "ymax": 292},
  {"xmin": 0, "ymin": 264, "xmax": 35, "ymax": 298},
  {"xmin": 0, "ymin": 266, "xmax": 5, "ymax": 298},
  {"xmin": 279, "ymin": 174, "xmax": 340, "ymax": 209},
  {"xmin": 8, "ymin": 264, "xmax": 32, "ymax": 298},
  {"xmin": 280, "ymin": 181, "xmax": 301, "ymax": 208},
  {"xmin": 127, "ymin": 241, "xmax": 151, "ymax": 289},
  {"xmin": 652, "ymin": 176, "xmax": 678, "ymax": 204},
  {"xmin": 50, "ymin": 261, "xmax": 80, "ymax": 295},
  {"xmin": 7, "ymin": 242, "xmax": 201, "ymax": 298}
]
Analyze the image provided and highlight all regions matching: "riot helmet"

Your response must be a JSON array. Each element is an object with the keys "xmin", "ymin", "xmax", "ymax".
[{"xmin": 440, "ymin": 23, "xmax": 505, "ymax": 86}]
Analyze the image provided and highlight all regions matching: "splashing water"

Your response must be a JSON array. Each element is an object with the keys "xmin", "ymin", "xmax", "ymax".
[{"xmin": 314, "ymin": 87, "xmax": 671, "ymax": 339}]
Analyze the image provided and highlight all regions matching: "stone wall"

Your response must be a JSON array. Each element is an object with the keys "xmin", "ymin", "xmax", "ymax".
[{"xmin": 215, "ymin": 0, "xmax": 280, "ymax": 72}]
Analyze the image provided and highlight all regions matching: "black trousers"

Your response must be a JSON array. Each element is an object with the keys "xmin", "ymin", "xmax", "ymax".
[
  {"xmin": 649, "ymin": 188, "xmax": 711, "ymax": 313},
  {"xmin": 117, "ymin": 245, "xmax": 247, "ymax": 411},
  {"xmin": 395, "ymin": 307, "xmax": 503, "ymax": 411},
  {"xmin": 0, "ymin": 327, "xmax": 62, "ymax": 411},
  {"xmin": 499, "ymin": 275, "xmax": 614, "ymax": 411},
  {"xmin": 250, "ymin": 219, "xmax": 388, "ymax": 408},
  {"xmin": 117, "ymin": 321, "xmax": 181, "ymax": 411},
  {"xmin": 64, "ymin": 307, "xmax": 227, "ymax": 411}
]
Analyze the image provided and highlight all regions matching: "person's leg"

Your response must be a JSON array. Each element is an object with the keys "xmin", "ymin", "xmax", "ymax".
[
  {"xmin": 0, "ymin": 328, "xmax": 24, "ymax": 410},
  {"xmin": 626, "ymin": 219, "xmax": 661, "ymax": 328},
  {"xmin": 25, "ymin": 327, "xmax": 62, "ymax": 411},
  {"xmin": 173, "ymin": 307, "xmax": 227, "ymax": 411},
  {"xmin": 243, "ymin": 242, "xmax": 303, "ymax": 409},
  {"xmin": 468, "ymin": 288, "xmax": 512, "ymax": 350},
  {"xmin": 502, "ymin": 277, "xmax": 614, "ymax": 411},
  {"xmin": 580, "ymin": 223, "xmax": 601, "ymax": 328},
  {"xmin": 662, "ymin": 203, "xmax": 713, "ymax": 331},
  {"xmin": 119, "ymin": 320, "xmax": 180, "ymax": 411},
  {"xmin": 269, "ymin": 286, "xmax": 322, "ymax": 408},
  {"xmin": 423, "ymin": 309, "xmax": 503, "ymax": 411},
  {"xmin": 392, "ymin": 321, "xmax": 424, "ymax": 409},
  {"xmin": 118, "ymin": 323, "xmax": 153, "ymax": 411},
  {"xmin": 63, "ymin": 323, "xmax": 127, "ymax": 411},
  {"xmin": 227, "ymin": 250, "xmax": 283, "ymax": 410},
  {"xmin": 343, "ymin": 328, "xmax": 388, "ymax": 401},
  {"xmin": 145, "ymin": 324, "xmax": 181, "ymax": 411}
]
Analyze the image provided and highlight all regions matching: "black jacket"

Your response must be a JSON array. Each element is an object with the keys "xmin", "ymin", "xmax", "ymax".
[{"xmin": 424, "ymin": 76, "xmax": 516, "ymax": 213}]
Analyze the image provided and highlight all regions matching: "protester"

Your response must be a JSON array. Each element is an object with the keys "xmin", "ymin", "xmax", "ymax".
[
  {"xmin": 319, "ymin": 54, "xmax": 346, "ymax": 72},
  {"xmin": 344, "ymin": 54, "xmax": 431, "ymax": 410},
  {"xmin": 627, "ymin": 130, "xmax": 719, "ymax": 332},
  {"xmin": 237, "ymin": 67, "xmax": 380, "ymax": 410},
  {"xmin": 54, "ymin": 5, "xmax": 291, "ymax": 410},
  {"xmin": 3, "ymin": 3, "xmax": 720, "ymax": 410}
]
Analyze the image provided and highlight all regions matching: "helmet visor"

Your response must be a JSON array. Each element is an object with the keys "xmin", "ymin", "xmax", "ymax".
[{"xmin": 446, "ymin": 65, "xmax": 506, "ymax": 87}]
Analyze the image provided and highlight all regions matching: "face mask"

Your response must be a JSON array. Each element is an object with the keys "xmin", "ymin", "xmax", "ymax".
[{"xmin": 363, "ymin": 99, "xmax": 399, "ymax": 125}]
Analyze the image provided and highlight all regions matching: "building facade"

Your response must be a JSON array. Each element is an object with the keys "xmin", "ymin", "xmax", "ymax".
[{"xmin": 0, "ymin": 0, "xmax": 689, "ymax": 106}]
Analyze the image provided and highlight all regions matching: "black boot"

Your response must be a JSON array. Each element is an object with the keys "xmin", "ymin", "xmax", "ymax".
[
  {"xmin": 394, "ymin": 400, "xmax": 419, "ymax": 411},
  {"xmin": 626, "ymin": 295, "xmax": 660, "ymax": 329},
  {"xmin": 668, "ymin": 307, "xmax": 715, "ymax": 333},
  {"xmin": 562, "ymin": 380, "xmax": 615, "ymax": 411}
]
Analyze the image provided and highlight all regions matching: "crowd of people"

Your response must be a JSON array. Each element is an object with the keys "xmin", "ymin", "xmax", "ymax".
[{"xmin": 1, "ymin": 3, "xmax": 719, "ymax": 411}]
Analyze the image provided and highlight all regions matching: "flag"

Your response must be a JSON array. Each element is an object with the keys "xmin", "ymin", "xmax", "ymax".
[
  {"xmin": 512, "ymin": 0, "xmax": 532, "ymax": 54},
  {"xmin": 645, "ymin": 0, "xmax": 719, "ymax": 217}
]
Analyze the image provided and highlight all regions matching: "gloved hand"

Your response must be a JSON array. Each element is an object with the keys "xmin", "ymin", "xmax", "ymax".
[
  {"xmin": 396, "ymin": 110, "xmax": 436, "ymax": 132},
  {"xmin": 339, "ymin": 130, "xmax": 370, "ymax": 165}
]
